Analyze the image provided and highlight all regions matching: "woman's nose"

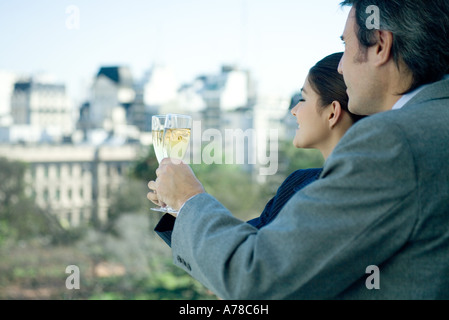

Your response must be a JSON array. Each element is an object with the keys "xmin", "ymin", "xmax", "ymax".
[{"xmin": 291, "ymin": 103, "xmax": 299, "ymax": 116}]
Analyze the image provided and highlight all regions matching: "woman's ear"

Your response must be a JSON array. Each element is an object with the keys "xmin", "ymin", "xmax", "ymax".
[{"xmin": 328, "ymin": 101, "xmax": 343, "ymax": 129}]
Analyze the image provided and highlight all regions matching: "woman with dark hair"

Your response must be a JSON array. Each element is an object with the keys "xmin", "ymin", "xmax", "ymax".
[{"xmin": 247, "ymin": 52, "xmax": 365, "ymax": 228}]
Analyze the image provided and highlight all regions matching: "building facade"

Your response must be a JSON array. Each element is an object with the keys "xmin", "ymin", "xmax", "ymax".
[
  {"xmin": 89, "ymin": 66, "xmax": 136, "ymax": 130},
  {"xmin": 0, "ymin": 144, "xmax": 140, "ymax": 227},
  {"xmin": 0, "ymin": 70, "xmax": 16, "ymax": 126},
  {"xmin": 10, "ymin": 76, "xmax": 74, "ymax": 143}
]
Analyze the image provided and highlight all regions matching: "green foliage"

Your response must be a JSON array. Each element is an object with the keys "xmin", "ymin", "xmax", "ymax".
[
  {"xmin": 129, "ymin": 146, "xmax": 159, "ymax": 183},
  {"xmin": 0, "ymin": 220, "xmax": 16, "ymax": 247},
  {"xmin": 258, "ymin": 140, "xmax": 325, "ymax": 197},
  {"xmin": 278, "ymin": 140, "xmax": 325, "ymax": 176},
  {"xmin": 105, "ymin": 179, "xmax": 154, "ymax": 233},
  {"xmin": 191, "ymin": 163, "xmax": 272, "ymax": 221},
  {"xmin": 0, "ymin": 157, "xmax": 66, "ymax": 243},
  {"xmin": 0, "ymin": 157, "xmax": 27, "ymax": 210}
]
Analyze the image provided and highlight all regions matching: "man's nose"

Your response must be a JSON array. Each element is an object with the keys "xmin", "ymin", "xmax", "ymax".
[{"xmin": 337, "ymin": 56, "xmax": 344, "ymax": 75}]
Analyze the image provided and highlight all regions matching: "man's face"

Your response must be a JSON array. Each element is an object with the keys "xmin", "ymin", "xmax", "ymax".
[{"xmin": 338, "ymin": 7, "xmax": 381, "ymax": 115}]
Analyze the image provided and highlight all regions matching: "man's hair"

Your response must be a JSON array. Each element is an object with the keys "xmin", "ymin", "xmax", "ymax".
[{"xmin": 340, "ymin": 0, "xmax": 449, "ymax": 93}]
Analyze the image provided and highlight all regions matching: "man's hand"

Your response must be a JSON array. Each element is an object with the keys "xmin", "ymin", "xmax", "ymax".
[{"xmin": 147, "ymin": 158, "xmax": 206, "ymax": 211}]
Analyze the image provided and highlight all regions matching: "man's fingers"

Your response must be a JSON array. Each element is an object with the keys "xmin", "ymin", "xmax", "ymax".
[
  {"xmin": 147, "ymin": 180, "xmax": 162, "ymax": 206},
  {"xmin": 160, "ymin": 158, "xmax": 183, "ymax": 165},
  {"xmin": 147, "ymin": 191, "xmax": 160, "ymax": 205},
  {"xmin": 148, "ymin": 180, "xmax": 157, "ymax": 191}
]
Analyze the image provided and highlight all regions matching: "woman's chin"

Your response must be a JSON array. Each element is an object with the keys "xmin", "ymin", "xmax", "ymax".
[{"xmin": 293, "ymin": 140, "xmax": 302, "ymax": 149}]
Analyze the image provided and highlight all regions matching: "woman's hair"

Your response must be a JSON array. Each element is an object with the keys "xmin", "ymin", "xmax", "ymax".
[{"xmin": 308, "ymin": 52, "xmax": 364, "ymax": 123}]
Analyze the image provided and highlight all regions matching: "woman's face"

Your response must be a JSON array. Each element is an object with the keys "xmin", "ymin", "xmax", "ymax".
[{"xmin": 291, "ymin": 77, "xmax": 330, "ymax": 149}]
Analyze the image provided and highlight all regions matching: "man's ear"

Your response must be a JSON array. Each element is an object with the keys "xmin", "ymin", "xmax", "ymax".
[
  {"xmin": 328, "ymin": 101, "xmax": 343, "ymax": 129},
  {"xmin": 372, "ymin": 30, "xmax": 394, "ymax": 67}
]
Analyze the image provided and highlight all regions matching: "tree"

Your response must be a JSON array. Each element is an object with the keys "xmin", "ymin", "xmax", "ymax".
[
  {"xmin": 106, "ymin": 178, "xmax": 155, "ymax": 233},
  {"xmin": 191, "ymin": 163, "xmax": 272, "ymax": 221},
  {"xmin": 274, "ymin": 140, "xmax": 324, "ymax": 180},
  {"xmin": 0, "ymin": 157, "xmax": 64, "ymax": 244},
  {"xmin": 129, "ymin": 146, "xmax": 159, "ymax": 183}
]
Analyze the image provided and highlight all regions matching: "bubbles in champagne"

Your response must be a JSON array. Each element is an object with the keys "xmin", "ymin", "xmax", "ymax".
[{"xmin": 163, "ymin": 128, "xmax": 191, "ymax": 160}]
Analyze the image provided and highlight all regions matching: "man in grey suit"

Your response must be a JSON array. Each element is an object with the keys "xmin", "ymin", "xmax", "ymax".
[{"xmin": 148, "ymin": 0, "xmax": 449, "ymax": 299}]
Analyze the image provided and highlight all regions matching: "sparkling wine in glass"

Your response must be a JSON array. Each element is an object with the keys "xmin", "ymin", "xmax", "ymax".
[
  {"xmin": 151, "ymin": 114, "xmax": 192, "ymax": 215},
  {"xmin": 162, "ymin": 114, "xmax": 192, "ymax": 161},
  {"xmin": 151, "ymin": 115, "xmax": 168, "ymax": 213}
]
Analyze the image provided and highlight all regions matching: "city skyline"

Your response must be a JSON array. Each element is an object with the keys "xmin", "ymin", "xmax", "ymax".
[{"xmin": 0, "ymin": 0, "xmax": 350, "ymax": 105}]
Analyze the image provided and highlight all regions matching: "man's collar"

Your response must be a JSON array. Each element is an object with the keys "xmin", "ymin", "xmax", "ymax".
[{"xmin": 392, "ymin": 74, "xmax": 449, "ymax": 110}]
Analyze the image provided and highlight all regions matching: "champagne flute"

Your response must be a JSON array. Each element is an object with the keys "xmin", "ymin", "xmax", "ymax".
[
  {"xmin": 152, "ymin": 115, "xmax": 165, "ymax": 163},
  {"xmin": 151, "ymin": 114, "xmax": 192, "ymax": 214},
  {"xmin": 161, "ymin": 114, "xmax": 192, "ymax": 214},
  {"xmin": 151, "ymin": 115, "xmax": 168, "ymax": 213}
]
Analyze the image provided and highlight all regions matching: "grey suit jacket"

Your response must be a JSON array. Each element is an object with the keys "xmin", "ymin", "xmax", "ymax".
[{"xmin": 170, "ymin": 77, "xmax": 449, "ymax": 300}]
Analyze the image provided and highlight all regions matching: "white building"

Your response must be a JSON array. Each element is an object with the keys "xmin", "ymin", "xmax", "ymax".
[
  {"xmin": 10, "ymin": 76, "xmax": 74, "ymax": 142},
  {"xmin": 0, "ymin": 70, "xmax": 16, "ymax": 126},
  {"xmin": 0, "ymin": 125, "xmax": 51, "ymax": 144},
  {"xmin": 219, "ymin": 66, "xmax": 251, "ymax": 112},
  {"xmin": 253, "ymin": 94, "xmax": 291, "ymax": 180},
  {"xmin": 142, "ymin": 64, "xmax": 179, "ymax": 113},
  {"xmin": 89, "ymin": 66, "xmax": 136, "ymax": 129},
  {"xmin": 194, "ymin": 65, "xmax": 255, "ymax": 130},
  {"xmin": 0, "ymin": 143, "xmax": 140, "ymax": 227},
  {"xmin": 177, "ymin": 79, "xmax": 207, "ymax": 113},
  {"xmin": 199, "ymin": 65, "xmax": 252, "ymax": 110}
]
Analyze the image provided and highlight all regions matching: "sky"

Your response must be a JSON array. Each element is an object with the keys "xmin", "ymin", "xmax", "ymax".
[{"xmin": 0, "ymin": 0, "xmax": 351, "ymax": 105}]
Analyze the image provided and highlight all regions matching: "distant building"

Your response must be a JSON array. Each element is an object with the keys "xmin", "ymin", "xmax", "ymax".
[
  {"xmin": 142, "ymin": 64, "xmax": 179, "ymax": 112},
  {"xmin": 253, "ymin": 94, "xmax": 291, "ymax": 181},
  {"xmin": 193, "ymin": 65, "xmax": 256, "ymax": 130},
  {"xmin": 10, "ymin": 76, "xmax": 74, "ymax": 142},
  {"xmin": 0, "ymin": 143, "xmax": 140, "ymax": 227},
  {"xmin": 127, "ymin": 85, "xmax": 148, "ymax": 132},
  {"xmin": 0, "ymin": 70, "xmax": 16, "ymax": 126},
  {"xmin": 177, "ymin": 79, "xmax": 207, "ymax": 114},
  {"xmin": 77, "ymin": 101, "xmax": 92, "ymax": 138},
  {"xmin": 89, "ymin": 66, "xmax": 136, "ymax": 130},
  {"xmin": 0, "ymin": 125, "xmax": 53, "ymax": 144}
]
